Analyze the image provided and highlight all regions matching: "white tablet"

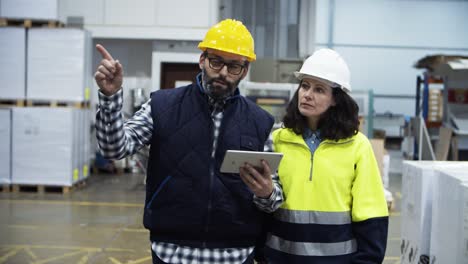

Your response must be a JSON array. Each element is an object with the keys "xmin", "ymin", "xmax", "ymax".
[{"xmin": 220, "ymin": 150, "xmax": 283, "ymax": 174}]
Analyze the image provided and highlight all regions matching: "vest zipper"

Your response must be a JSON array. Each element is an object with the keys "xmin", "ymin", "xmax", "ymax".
[
  {"xmin": 203, "ymin": 164, "xmax": 215, "ymax": 248},
  {"xmin": 309, "ymin": 153, "xmax": 314, "ymax": 181},
  {"xmin": 283, "ymin": 137, "xmax": 354, "ymax": 183},
  {"xmin": 308, "ymin": 139, "xmax": 354, "ymax": 181},
  {"xmin": 203, "ymin": 110, "xmax": 219, "ymax": 247},
  {"xmin": 290, "ymin": 141, "xmax": 315, "ymax": 182}
]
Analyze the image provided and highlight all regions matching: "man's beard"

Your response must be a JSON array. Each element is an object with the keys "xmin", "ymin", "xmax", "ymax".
[{"xmin": 201, "ymin": 68, "xmax": 240, "ymax": 101}]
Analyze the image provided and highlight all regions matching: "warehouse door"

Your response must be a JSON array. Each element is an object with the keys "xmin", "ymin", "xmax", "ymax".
[{"xmin": 160, "ymin": 63, "xmax": 200, "ymax": 89}]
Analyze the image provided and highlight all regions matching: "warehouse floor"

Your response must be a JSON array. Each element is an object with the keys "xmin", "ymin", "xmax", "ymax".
[{"xmin": 0, "ymin": 160, "xmax": 403, "ymax": 264}]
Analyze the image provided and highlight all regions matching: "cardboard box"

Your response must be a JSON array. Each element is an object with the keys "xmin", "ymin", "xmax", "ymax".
[{"xmin": 370, "ymin": 138, "xmax": 389, "ymax": 187}]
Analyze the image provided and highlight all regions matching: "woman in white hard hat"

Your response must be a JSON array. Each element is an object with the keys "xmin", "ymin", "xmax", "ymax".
[{"xmin": 262, "ymin": 49, "xmax": 389, "ymax": 263}]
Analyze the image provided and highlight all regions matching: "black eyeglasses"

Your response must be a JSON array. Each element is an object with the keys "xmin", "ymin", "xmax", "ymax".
[{"xmin": 205, "ymin": 56, "xmax": 246, "ymax": 75}]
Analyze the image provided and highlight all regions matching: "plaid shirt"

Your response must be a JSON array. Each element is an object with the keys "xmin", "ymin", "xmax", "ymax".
[{"xmin": 96, "ymin": 87, "xmax": 283, "ymax": 264}]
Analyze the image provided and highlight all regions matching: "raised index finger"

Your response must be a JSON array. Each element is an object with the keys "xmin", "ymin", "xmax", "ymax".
[{"xmin": 96, "ymin": 44, "xmax": 114, "ymax": 60}]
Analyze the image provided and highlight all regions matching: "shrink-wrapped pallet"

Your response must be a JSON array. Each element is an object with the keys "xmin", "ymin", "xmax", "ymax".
[
  {"xmin": 11, "ymin": 107, "xmax": 80, "ymax": 186},
  {"xmin": 0, "ymin": 27, "xmax": 26, "ymax": 100},
  {"xmin": 0, "ymin": 109, "xmax": 11, "ymax": 184},
  {"xmin": 27, "ymin": 28, "xmax": 92, "ymax": 102}
]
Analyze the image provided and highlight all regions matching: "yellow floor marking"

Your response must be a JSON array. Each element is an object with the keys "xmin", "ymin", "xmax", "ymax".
[
  {"xmin": 24, "ymin": 247, "xmax": 38, "ymax": 260},
  {"xmin": 77, "ymin": 254, "xmax": 89, "ymax": 264},
  {"xmin": 0, "ymin": 248, "xmax": 20, "ymax": 264},
  {"xmin": 109, "ymin": 257, "xmax": 123, "ymax": 264},
  {"xmin": 0, "ymin": 199, "xmax": 142, "ymax": 208},
  {"xmin": 8, "ymin": 224, "xmax": 39, "ymax": 230},
  {"xmin": 128, "ymin": 256, "xmax": 152, "ymax": 264},
  {"xmin": 1, "ymin": 245, "xmax": 143, "ymax": 264},
  {"xmin": 384, "ymin": 256, "xmax": 400, "ymax": 260},
  {"xmin": 7, "ymin": 224, "xmax": 146, "ymax": 235},
  {"xmin": 32, "ymin": 250, "xmax": 84, "ymax": 264},
  {"xmin": 390, "ymin": 212, "xmax": 400, "ymax": 216},
  {"xmin": 105, "ymin": 248, "xmax": 136, "ymax": 253},
  {"xmin": 1, "ymin": 244, "xmax": 134, "ymax": 253},
  {"xmin": 388, "ymin": 237, "xmax": 400, "ymax": 241},
  {"xmin": 122, "ymin": 228, "xmax": 148, "ymax": 233}
]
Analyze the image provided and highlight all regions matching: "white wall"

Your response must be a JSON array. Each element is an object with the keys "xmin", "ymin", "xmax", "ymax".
[
  {"xmin": 315, "ymin": 0, "xmax": 468, "ymax": 116},
  {"xmin": 59, "ymin": 0, "xmax": 219, "ymax": 40}
]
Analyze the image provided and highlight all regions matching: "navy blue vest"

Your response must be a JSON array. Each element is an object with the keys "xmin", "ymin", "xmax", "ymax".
[{"xmin": 143, "ymin": 81, "xmax": 274, "ymax": 248}]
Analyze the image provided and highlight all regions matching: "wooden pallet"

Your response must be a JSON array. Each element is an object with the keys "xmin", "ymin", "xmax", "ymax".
[
  {"xmin": 0, "ymin": 99, "xmax": 26, "ymax": 107},
  {"xmin": 1, "ymin": 185, "xmax": 11, "ymax": 193},
  {"xmin": 25, "ymin": 100, "xmax": 90, "ymax": 108},
  {"xmin": 11, "ymin": 180, "xmax": 87, "ymax": 194},
  {"xmin": 0, "ymin": 18, "xmax": 64, "ymax": 28}
]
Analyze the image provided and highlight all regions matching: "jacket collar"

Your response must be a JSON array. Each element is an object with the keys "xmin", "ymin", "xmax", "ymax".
[{"xmin": 277, "ymin": 128, "xmax": 354, "ymax": 145}]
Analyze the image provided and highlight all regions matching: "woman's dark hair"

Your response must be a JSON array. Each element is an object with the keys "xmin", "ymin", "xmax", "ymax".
[{"xmin": 282, "ymin": 82, "xmax": 360, "ymax": 141}]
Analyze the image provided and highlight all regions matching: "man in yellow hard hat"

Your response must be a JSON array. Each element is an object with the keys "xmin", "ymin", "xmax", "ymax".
[{"xmin": 94, "ymin": 19, "xmax": 281, "ymax": 264}]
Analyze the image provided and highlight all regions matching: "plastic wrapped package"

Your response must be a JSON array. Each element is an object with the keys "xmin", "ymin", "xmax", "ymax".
[
  {"xmin": 11, "ymin": 107, "xmax": 80, "ymax": 186},
  {"xmin": 0, "ymin": 0, "xmax": 59, "ymax": 21},
  {"xmin": 430, "ymin": 170, "xmax": 468, "ymax": 264},
  {"xmin": 401, "ymin": 161, "xmax": 468, "ymax": 264},
  {"xmin": 27, "ymin": 28, "xmax": 92, "ymax": 102},
  {"xmin": 0, "ymin": 27, "xmax": 26, "ymax": 100},
  {"xmin": 0, "ymin": 109, "xmax": 12, "ymax": 184}
]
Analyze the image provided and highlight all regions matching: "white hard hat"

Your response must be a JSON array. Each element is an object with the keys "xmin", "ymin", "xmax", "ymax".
[{"xmin": 294, "ymin": 48, "xmax": 351, "ymax": 92}]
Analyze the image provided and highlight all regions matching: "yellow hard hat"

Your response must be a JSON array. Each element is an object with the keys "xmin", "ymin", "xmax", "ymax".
[{"xmin": 198, "ymin": 19, "xmax": 256, "ymax": 62}]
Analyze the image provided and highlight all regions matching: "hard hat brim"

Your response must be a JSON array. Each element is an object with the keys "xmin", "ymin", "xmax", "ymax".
[
  {"xmin": 294, "ymin": 72, "xmax": 351, "ymax": 93},
  {"xmin": 294, "ymin": 72, "xmax": 334, "ymax": 86}
]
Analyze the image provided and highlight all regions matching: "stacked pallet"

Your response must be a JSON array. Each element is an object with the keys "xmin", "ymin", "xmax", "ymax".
[
  {"xmin": 11, "ymin": 107, "xmax": 92, "ymax": 191},
  {"xmin": 0, "ymin": 0, "xmax": 63, "ymax": 27},
  {"xmin": 0, "ymin": 0, "xmax": 93, "ymax": 194},
  {"xmin": 0, "ymin": 27, "xmax": 92, "ymax": 103}
]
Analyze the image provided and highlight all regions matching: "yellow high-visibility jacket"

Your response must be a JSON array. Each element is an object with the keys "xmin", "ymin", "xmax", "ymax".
[{"xmin": 265, "ymin": 128, "xmax": 389, "ymax": 264}]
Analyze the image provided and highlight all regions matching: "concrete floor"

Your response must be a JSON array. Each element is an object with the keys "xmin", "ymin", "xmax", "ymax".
[
  {"xmin": 0, "ymin": 165, "xmax": 403, "ymax": 264},
  {"xmin": 0, "ymin": 173, "xmax": 150, "ymax": 263}
]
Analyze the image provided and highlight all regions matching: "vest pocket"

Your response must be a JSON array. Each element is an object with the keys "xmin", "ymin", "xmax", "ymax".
[{"xmin": 240, "ymin": 135, "xmax": 260, "ymax": 151}]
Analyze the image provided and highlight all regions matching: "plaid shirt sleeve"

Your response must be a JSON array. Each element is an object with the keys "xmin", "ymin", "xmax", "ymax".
[
  {"xmin": 254, "ymin": 133, "xmax": 284, "ymax": 213},
  {"xmin": 95, "ymin": 89, "xmax": 153, "ymax": 160}
]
